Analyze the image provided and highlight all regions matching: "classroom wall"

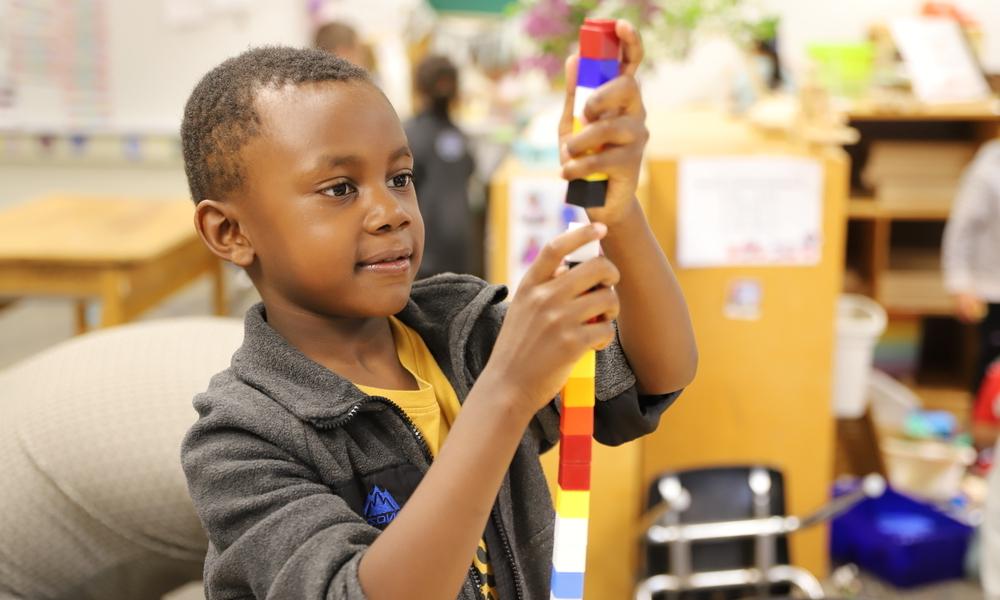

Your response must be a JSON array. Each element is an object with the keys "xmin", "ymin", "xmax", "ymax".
[
  {"xmin": 4, "ymin": 0, "xmax": 1000, "ymax": 209},
  {"xmin": 763, "ymin": 0, "xmax": 1000, "ymax": 72}
]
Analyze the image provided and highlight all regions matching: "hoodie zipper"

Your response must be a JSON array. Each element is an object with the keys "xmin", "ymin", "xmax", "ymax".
[
  {"xmin": 317, "ymin": 396, "xmax": 486, "ymax": 598},
  {"xmin": 491, "ymin": 509, "xmax": 525, "ymax": 600}
]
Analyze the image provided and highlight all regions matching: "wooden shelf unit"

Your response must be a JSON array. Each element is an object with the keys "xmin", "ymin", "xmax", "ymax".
[{"xmin": 844, "ymin": 105, "xmax": 1000, "ymax": 387}]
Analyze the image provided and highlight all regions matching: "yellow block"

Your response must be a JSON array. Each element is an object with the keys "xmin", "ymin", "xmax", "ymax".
[
  {"xmin": 584, "ymin": 171, "xmax": 609, "ymax": 182},
  {"xmin": 569, "ymin": 351, "xmax": 596, "ymax": 379},
  {"xmin": 573, "ymin": 117, "xmax": 584, "ymax": 134},
  {"xmin": 563, "ymin": 376, "xmax": 595, "ymax": 408},
  {"xmin": 556, "ymin": 487, "xmax": 590, "ymax": 519}
]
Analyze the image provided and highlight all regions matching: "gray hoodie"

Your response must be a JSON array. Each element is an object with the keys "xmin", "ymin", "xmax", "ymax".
[{"xmin": 181, "ymin": 274, "xmax": 679, "ymax": 599}]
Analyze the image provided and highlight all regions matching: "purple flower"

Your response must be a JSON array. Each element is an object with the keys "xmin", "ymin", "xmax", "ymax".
[
  {"xmin": 522, "ymin": 0, "xmax": 573, "ymax": 40},
  {"xmin": 520, "ymin": 54, "xmax": 564, "ymax": 77}
]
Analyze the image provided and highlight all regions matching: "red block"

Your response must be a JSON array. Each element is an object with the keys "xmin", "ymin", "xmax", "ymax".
[
  {"xmin": 560, "ymin": 434, "xmax": 592, "ymax": 464},
  {"xmin": 560, "ymin": 406, "xmax": 594, "ymax": 436},
  {"xmin": 559, "ymin": 460, "xmax": 591, "ymax": 490},
  {"xmin": 579, "ymin": 19, "xmax": 619, "ymax": 61}
]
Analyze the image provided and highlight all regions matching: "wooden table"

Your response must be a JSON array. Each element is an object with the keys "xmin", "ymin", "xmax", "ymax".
[{"xmin": 0, "ymin": 196, "xmax": 225, "ymax": 333}]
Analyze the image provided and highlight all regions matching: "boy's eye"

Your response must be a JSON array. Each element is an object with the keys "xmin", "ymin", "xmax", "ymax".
[
  {"xmin": 321, "ymin": 182, "xmax": 356, "ymax": 197},
  {"xmin": 389, "ymin": 173, "xmax": 414, "ymax": 189}
]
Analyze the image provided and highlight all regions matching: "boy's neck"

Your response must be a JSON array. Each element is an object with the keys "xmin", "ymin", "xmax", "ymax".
[{"xmin": 261, "ymin": 297, "xmax": 408, "ymax": 388}]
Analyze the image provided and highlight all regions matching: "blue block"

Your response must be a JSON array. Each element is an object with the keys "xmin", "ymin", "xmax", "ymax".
[
  {"xmin": 550, "ymin": 567, "xmax": 585, "ymax": 598},
  {"xmin": 577, "ymin": 57, "xmax": 618, "ymax": 89}
]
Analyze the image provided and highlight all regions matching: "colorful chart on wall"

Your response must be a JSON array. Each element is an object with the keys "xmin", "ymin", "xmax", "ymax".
[
  {"xmin": 0, "ymin": 0, "xmax": 111, "ymax": 130},
  {"xmin": 677, "ymin": 156, "xmax": 824, "ymax": 269},
  {"xmin": 507, "ymin": 175, "xmax": 587, "ymax": 291}
]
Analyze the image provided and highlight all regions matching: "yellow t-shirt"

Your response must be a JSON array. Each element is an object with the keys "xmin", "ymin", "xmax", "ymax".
[{"xmin": 356, "ymin": 317, "xmax": 498, "ymax": 600}]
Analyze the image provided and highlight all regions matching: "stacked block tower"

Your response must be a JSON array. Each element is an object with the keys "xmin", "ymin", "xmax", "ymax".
[
  {"xmin": 550, "ymin": 307, "xmax": 597, "ymax": 600},
  {"xmin": 551, "ymin": 20, "xmax": 620, "ymax": 600},
  {"xmin": 566, "ymin": 18, "xmax": 620, "ymax": 209}
]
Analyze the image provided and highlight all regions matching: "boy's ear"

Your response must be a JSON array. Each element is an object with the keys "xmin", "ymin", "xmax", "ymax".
[{"xmin": 193, "ymin": 200, "xmax": 255, "ymax": 268}]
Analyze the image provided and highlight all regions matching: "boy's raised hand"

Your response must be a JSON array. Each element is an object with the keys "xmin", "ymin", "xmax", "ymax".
[
  {"xmin": 559, "ymin": 19, "xmax": 648, "ymax": 225},
  {"xmin": 485, "ymin": 224, "xmax": 620, "ymax": 416}
]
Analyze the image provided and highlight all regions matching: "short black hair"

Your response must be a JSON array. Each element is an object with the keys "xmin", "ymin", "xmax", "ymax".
[
  {"xmin": 180, "ymin": 46, "xmax": 369, "ymax": 204},
  {"xmin": 414, "ymin": 55, "xmax": 458, "ymax": 115}
]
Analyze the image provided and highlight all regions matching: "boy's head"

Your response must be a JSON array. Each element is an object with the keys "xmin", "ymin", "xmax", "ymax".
[
  {"xmin": 414, "ymin": 55, "xmax": 459, "ymax": 117},
  {"xmin": 182, "ymin": 46, "xmax": 424, "ymax": 320}
]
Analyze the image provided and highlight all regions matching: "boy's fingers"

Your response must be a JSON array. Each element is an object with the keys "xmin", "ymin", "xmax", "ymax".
[
  {"xmin": 555, "ymin": 256, "xmax": 620, "ymax": 299},
  {"xmin": 518, "ymin": 222, "xmax": 607, "ymax": 290},
  {"xmin": 569, "ymin": 287, "xmax": 621, "ymax": 324},
  {"xmin": 564, "ymin": 116, "xmax": 646, "ymax": 158},
  {"xmin": 581, "ymin": 320, "xmax": 617, "ymax": 351},
  {"xmin": 558, "ymin": 55, "xmax": 580, "ymax": 139},
  {"xmin": 616, "ymin": 19, "xmax": 644, "ymax": 77},
  {"xmin": 583, "ymin": 76, "xmax": 644, "ymax": 123},
  {"xmin": 562, "ymin": 146, "xmax": 638, "ymax": 181}
]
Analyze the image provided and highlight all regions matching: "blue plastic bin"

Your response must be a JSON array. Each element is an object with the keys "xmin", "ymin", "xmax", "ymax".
[{"xmin": 830, "ymin": 483, "xmax": 973, "ymax": 588}]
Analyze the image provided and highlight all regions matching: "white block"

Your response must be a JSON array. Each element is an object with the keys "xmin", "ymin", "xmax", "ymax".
[
  {"xmin": 573, "ymin": 86, "xmax": 595, "ymax": 120},
  {"xmin": 552, "ymin": 515, "xmax": 589, "ymax": 573},
  {"xmin": 564, "ymin": 222, "xmax": 601, "ymax": 264}
]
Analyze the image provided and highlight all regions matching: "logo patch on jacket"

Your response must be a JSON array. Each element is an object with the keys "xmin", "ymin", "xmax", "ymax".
[{"xmin": 363, "ymin": 485, "xmax": 401, "ymax": 527}]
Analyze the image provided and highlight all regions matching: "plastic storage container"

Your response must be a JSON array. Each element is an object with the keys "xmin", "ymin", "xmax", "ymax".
[
  {"xmin": 831, "ymin": 483, "xmax": 973, "ymax": 587},
  {"xmin": 868, "ymin": 369, "xmax": 920, "ymax": 432},
  {"xmin": 832, "ymin": 295, "xmax": 888, "ymax": 418},
  {"xmin": 881, "ymin": 437, "xmax": 976, "ymax": 501}
]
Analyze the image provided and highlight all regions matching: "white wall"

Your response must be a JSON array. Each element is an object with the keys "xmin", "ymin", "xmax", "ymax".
[
  {"xmin": 107, "ymin": 0, "xmax": 311, "ymax": 132},
  {"xmin": 762, "ymin": 0, "xmax": 1000, "ymax": 72}
]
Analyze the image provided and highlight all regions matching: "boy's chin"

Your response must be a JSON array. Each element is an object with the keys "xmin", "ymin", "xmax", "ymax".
[{"xmin": 365, "ymin": 286, "xmax": 412, "ymax": 316}]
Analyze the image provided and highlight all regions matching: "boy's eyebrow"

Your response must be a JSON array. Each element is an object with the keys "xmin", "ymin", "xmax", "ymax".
[
  {"xmin": 313, "ymin": 146, "xmax": 412, "ymax": 171},
  {"xmin": 388, "ymin": 146, "xmax": 412, "ymax": 163}
]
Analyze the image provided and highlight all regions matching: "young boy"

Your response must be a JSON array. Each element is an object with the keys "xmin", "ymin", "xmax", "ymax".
[{"xmin": 181, "ymin": 21, "xmax": 696, "ymax": 600}]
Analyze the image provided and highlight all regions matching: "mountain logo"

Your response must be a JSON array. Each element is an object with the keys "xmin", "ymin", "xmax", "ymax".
[{"xmin": 363, "ymin": 485, "xmax": 401, "ymax": 527}]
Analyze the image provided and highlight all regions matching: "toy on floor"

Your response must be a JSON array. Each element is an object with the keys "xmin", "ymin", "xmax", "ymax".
[{"xmin": 551, "ymin": 19, "xmax": 620, "ymax": 600}]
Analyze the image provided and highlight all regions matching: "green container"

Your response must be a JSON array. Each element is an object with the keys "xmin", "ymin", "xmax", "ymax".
[
  {"xmin": 428, "ymin": 0, "xmax": 512, "ymax": 14},
  {"xmin": 807, "ymin": 42, "xmax": 874, "ymax": 98}
]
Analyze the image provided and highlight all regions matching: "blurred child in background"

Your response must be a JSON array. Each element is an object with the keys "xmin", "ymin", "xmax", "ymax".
[
  {"xmin": 314, "ymin": 20, "xmax": 375, "ymax": 72},
  {"xmin": 405, "ymin": 55, "xmax": 476, "ymax": 277},
  {"xmin": 942, "ymin": 140, "xmax": 1000, "ymax": 398}
]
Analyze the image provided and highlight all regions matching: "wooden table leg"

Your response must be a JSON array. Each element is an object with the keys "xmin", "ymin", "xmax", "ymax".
[
  {"xmin": 99, "ymin": 271, "xmax": 128, "ymax": 328},
  {"xmin": 74, "ymin": 300, "xmax": 89, "ymax": 335},
  {"xmin": 209, "ymin": 259, "xmax": 227, "ymax": 316}
]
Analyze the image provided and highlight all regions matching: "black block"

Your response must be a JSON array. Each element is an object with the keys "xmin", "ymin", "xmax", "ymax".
[{"xmin": 566, "ymin": 178, "xmax": 607, "ymax": 208}]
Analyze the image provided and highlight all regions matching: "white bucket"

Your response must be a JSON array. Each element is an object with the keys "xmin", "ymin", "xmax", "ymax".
[{"xmin": 832, "ymin": 294, "xmax": 888, "ymax": 418}]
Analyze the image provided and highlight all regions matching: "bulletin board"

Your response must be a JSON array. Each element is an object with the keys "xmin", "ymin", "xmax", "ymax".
[
  {"xmin": 0, "ymin": 0, "xmax": 310, "ymax": 135},
  {"xmin": 0, "ymin": 0, "xmax": 112, "ymax": 131}
]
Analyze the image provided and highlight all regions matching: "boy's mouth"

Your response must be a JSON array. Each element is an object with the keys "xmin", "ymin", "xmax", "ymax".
[{"xmin": 357, "ymin": 248, "xmax": 413, "ymax": 274}]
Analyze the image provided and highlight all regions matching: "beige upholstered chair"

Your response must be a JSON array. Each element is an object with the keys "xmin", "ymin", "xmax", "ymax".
[{"xmin": 0, "ymin": 317, "xmax": 243, "ymax": 599}]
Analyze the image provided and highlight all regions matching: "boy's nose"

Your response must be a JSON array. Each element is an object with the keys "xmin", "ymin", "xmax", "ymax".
[{"xmin": 364, "ymin": 188, "xmax": 411, "ymax": 233}]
